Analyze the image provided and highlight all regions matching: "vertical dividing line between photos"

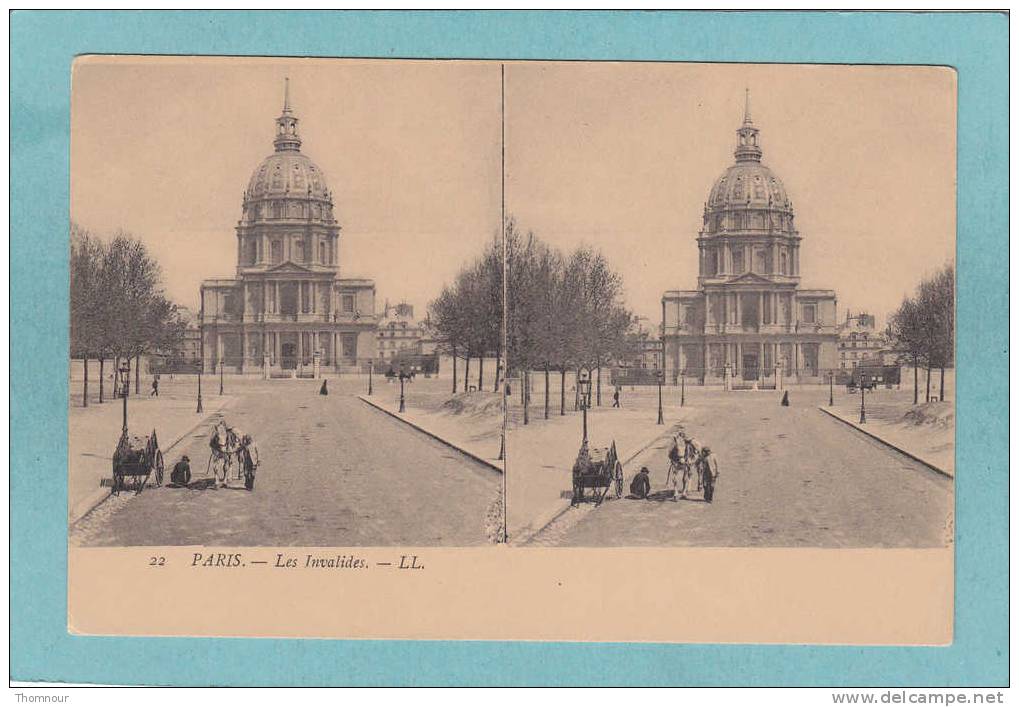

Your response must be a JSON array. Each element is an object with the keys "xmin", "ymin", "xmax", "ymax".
[{"xmin": 500, "ymin": 63, "xmax": 509, "ymax": 543}]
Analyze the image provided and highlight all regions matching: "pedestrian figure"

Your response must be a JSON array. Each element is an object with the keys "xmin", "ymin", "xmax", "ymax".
[
  {"xmin": 169, "ymin": 455, "xmax": 191, "ymax": 487},
  {"xmin": 319, "ymin": 379, "xmax": 329, "ymax": 395},
  {"xmin": 781, "ymin": 390, "xmax": 789, "ymax": 406},
  {"xmin": 150, "ymin": 375, "xmax": 159, "ymax": 397},
  {"xmin": 629, "ymin": 466, "xmax": 652, "ymax": 500},
  {"xmin": 612, "ymin": 387, "xmax": 620, "ymax": 408},
  {"xmin": 699, "ymin": 447, "xmax": 720, "ymax": 503},
  {"xmin": 239, "ymin": 434, "xmax": 259, "ymax": 491}
]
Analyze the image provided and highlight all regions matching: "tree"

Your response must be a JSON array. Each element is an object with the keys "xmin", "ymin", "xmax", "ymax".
[
  {"xmin": 70, "ymin": 225, "xmax": 185, "ymax": 403},
  {"xmin": 888, "ymin": 263, "xmax": 955, "ymax": 405}
]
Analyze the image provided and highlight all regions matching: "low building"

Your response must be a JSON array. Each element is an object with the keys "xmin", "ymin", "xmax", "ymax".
[
  {"xmin": 837, "ymin": 311, "xmax": 887, "ymax": 370},
  {"xmin": 376, "ymin": 302, "xmax": 426, "ymax": 362}
]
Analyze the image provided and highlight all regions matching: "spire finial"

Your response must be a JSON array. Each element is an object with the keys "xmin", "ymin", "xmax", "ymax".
[
  {"xmin": 743, "ymin": 87, "xmax": 752, "ymax": 124},
  {"xmin": 273, "ymin": 78, "xmax": 301, "ymax": 152}
]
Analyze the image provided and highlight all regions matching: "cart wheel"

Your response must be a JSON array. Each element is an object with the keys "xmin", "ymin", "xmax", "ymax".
[
  {"xmin": 154, "ymin": 451, "xmax": 164, "ymax": 487},
  {"xmin": 614, "ymin": 461, "xmax": 624, "ymax": 498}
]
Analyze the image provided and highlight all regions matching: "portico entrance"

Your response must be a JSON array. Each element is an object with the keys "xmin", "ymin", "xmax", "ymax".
[
  {"xmin": 742, "ymin": 352, "xmax": 759, "ymax": 380},
  {"xmin": 280, "ymin": 333, "xmax": 298, "ymax": 370}
]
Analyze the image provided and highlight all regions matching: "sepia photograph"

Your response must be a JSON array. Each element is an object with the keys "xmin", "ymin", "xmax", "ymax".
[
  {"xmin": 69, "ymin": 57, "xmax": 506, "ymax": 548},
  {"xmin": 501, "ymin": 63, "xmax": 956, "ymax": 548}
]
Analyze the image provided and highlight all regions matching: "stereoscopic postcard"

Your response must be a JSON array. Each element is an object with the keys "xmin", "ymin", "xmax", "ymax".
[{"xmin": 67, "ymin": 55, "xmax": 955, "ymax": 644}]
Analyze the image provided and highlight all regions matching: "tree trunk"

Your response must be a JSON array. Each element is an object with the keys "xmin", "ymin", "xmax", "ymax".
[
  {"xmin": 493, "ymin": 349, "xmax": 501, "ymax": 393},
  {"xmin": 940, "ymin": 366, "xmax": 946, "ymax": 402},
  {"xmin": 99, "ymin": 357, "xmax": 105, "ymax": 403},
  {"xmin": 560, "ymin": 369, "xmax": 566, "ymax": 415},
  {"xmin": 544, "ymin": 364, "xmax": 550, "ymax": 420},
  {"xmin": 917, "ymin": 356, "xmax": 925, "ymax": 407},
  {"xmin": 464, "ymin": 357, "xmax": 470, "ymax": 393},
  {"xmin": 520, "ymin": 371, "xmax": 526, "ymax": 405},
  {"xmin": 451, "ymin": 346, "xmax": 458, "ymax": 394},
  {"xmin": 478, "ymin": 356, "xmax": 484, "ymax": 391},
  {"xmin": 925, "ymin": 365, "xmax": 931, "ymax": 403},
  {"xmin": 596, "ymin": 366, "xmax": 602, "ymax": 406},
  {"xmin": 135, "ymin": 353, "xmax": 141, "ymax": 395},
  {"xmin": 523, "ymin": 370, "xmax": 529, "ymax": 425},
  {"xmin": 83, "ymin": 356, "xmax": 89, "ymax": 408}
]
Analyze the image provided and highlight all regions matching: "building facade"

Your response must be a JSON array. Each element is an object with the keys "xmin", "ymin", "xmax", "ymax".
[
  {"xmin": 837, "ymin": 311, "xmax": 887, "ymax": 369},
  {"xmin": 661, "ymin": 96, "xmax": 838, "ymax": 386},
  {"xmin": 376, "ymin": 302, "xmax": 426, "ymax": 362},
  {"xmin": 200, "ymin": 82, "xmax": 378, "ymax": 376}
]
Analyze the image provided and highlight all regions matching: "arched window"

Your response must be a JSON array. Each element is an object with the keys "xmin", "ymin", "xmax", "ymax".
[
  {"xmin": 271, "ymin": 241, "xmax": 282, "ymax": 264},
  {"xmin": 319, "ymin": 242, "xmax": 326, "ymax": 263}
]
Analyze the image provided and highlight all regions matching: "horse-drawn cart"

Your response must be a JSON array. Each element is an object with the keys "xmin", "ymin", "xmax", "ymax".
[
  {"xmin": 112, "ymin": 429, "xmax": 164, "ymax": 494},
  {"xmin": 571, "ymin": 440, "xmax": 623, "ymax": 506}
]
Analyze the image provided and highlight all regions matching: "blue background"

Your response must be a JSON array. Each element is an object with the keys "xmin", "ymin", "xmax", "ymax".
[{"xmin": 10, "ymin": 11, "xmax": 1008, "ymax": 686}]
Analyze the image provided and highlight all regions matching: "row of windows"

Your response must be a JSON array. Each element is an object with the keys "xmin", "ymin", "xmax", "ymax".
[
  {"xmin": 702, "ymin": 245, "xmax": 792, "ymax": 277},
  {"xmin": 244, "ymin": 238, "xmax": 333, "ymax": 266}
]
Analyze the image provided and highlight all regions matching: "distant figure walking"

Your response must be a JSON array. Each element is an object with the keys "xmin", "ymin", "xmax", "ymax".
[
  {"xmin": 612, "ymin": 387, "xmax": 621, "ymax": 408},
  {"xmin": 319, "ymin": 379, "xmax": 329, "ymax": 395},
  {"xmin": 150, "ymin": 375, "xmax": 159, "ymax": 397},
  {"xmin": 629, "ymin": 466, "xmax": 652, "ymax": 500},
  {"xmin": 780, "ymin": 390, "xmax": 789, "ymax": 406}
]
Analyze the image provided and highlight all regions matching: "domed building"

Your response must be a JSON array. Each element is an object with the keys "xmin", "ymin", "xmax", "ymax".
[
  {"xmin": 200, "ymin": 81, "xmax": 378, "ymax": 376},
  {"xmin": 661, "ymin": 94, "xmax": 837, "ymax": 387}
]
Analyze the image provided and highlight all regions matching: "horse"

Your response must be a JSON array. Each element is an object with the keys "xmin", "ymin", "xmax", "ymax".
[{"xmin": 208, "ymin": 421, "xmax": 241, "ymax": 487}]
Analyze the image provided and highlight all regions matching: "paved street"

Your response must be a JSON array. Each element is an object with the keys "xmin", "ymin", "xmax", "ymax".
[
  {"xmin": 531, "ymin": 388, "xmax": 953, "ymax": 548},
  {"xmin": 71, "ymin": 378, "xmax": 500, "ymax": 547}
]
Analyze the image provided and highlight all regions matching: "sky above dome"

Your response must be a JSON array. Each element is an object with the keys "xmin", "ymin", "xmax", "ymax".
[{"xmin": 72, "ymin": 58, "xmax": 954, "ymax": 329}]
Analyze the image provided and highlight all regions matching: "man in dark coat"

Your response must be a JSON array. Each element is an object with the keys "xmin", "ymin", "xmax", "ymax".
[
  {"xmin": 629, "ymin": 466, "xmax": 652, "ymax": 500},
  {"xmin": 319, "ymin": 379, "xmax": 329, "ymax": 395}
]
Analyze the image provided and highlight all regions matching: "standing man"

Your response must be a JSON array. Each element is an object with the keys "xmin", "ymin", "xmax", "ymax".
[
  {"xmin": 150, "ymin": 374, "xmax": 160, "ymax": 397},
  {"xmin": 612, "ymin": 386, "xmax": 621, "ymax": 408},
  {"xmin": 699, "ymin": 447, "xmax": 720, "ymax": 503},
  {"xmin": 239, "ymin": 434, "xmax": 260, "ymax": 491}
]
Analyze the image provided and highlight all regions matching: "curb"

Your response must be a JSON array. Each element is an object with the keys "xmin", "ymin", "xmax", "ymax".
[
  {"xmin": 515, "ymin": 422, "xmax": 682, "ymax": 546},
  {"xmin": 817, "ymin": 406, "xmax": 953, "ymax": 479},
  {"xmin": 68, "ymin": 396, "xmax": 238, "ymax": 526},
  {"xmin": 357, "ymin": 395, "xmax": 503, "ymax": 475}
]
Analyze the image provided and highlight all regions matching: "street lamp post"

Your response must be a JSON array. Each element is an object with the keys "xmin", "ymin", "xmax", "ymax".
[
  {"xmin": 859, "ymin": 380, "xmax": 867, "ymax": 424},
  {"xmin": 368, "ymin": 360, "xmax": 374, "ymax": 396},
  {"xmin": 196, "ymin": 362, "xmax": 204, "ymax": 414},
  {"xmin": 219, "ymin": 358, "xmax": 225, "ymax": 396},
  {"xmin": 119, "ymin": 361, "xmax": 131, "ymax": 432},
  {"xmin": 656, "ymin": 369, "xmax": 664, "ymax": 425},
  {"xmin": 680, "ymin": 369, "xmax": 686, "ymax": 407},
  {"xmin": 578, "ymin": 370, "xmax": 590, "ymax": 443},
  {"xmin": 829, "ymin": 371, "xmax": 834, "ymax": 407},
  {"xmin": 399, "ymin": 371, "xmax": 406, "ymax": 413}
]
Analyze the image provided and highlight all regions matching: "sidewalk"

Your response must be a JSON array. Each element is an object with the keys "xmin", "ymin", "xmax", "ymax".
[
  {"xmin": 506, "ymin": 404, "xmax": 696, "ymax": 544},
  {"xmin": 357, "ymin": 378, "xmax": 504, "ymax": 471},
  {"xmin": 68, "ymin": 382, "xmax": 236, "ymax": 524},
  {"xmin": 819, "ymin": 395, "xmax": 954, "ymax": 478}
]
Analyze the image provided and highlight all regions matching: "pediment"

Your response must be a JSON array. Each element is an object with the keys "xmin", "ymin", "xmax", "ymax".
[
  {"xmin": 265, "ymin": 261, "xmax": 316, "ymax": 274},
  {"xmin": 727, "ymin": 272, "xmax": 774, "ymax": 285}
]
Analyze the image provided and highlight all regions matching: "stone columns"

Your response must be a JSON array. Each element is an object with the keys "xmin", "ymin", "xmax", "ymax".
[{"xmin": 758, "ymin": 292, "xmax": 764, "ymax": 329}]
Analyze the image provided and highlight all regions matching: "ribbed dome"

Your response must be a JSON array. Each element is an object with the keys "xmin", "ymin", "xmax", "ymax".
[
  {"xmin": 707, "ymin": 162, "xmax": 790, "ymax": 213},
  {"xmin": 246, "ymin": 152, "xmax": 330, "ymax": 201}
]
